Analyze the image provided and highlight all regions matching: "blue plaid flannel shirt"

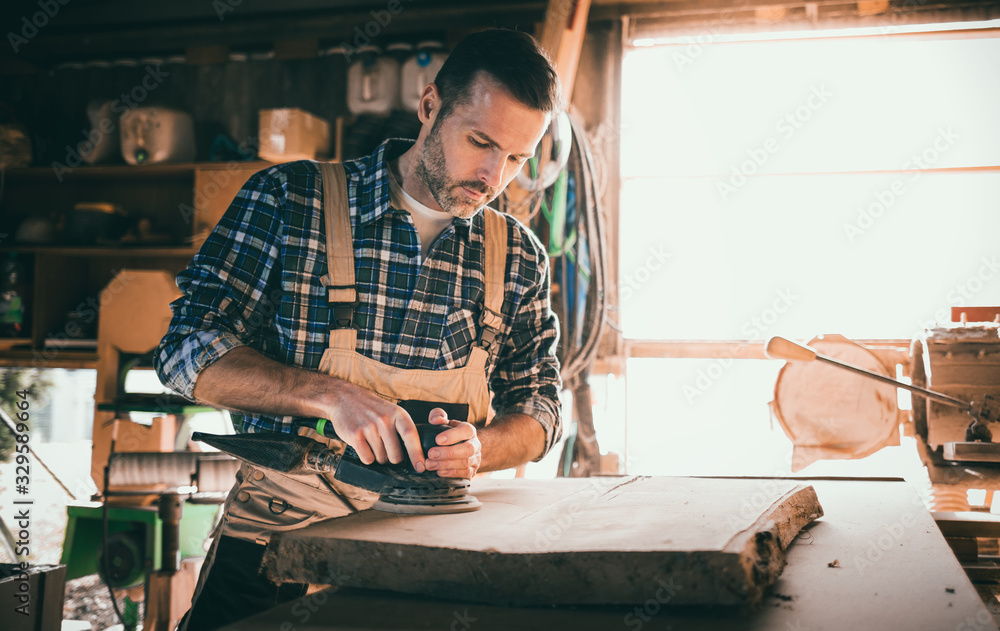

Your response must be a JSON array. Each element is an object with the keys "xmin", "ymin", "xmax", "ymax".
[{"xmin": 154, "ymin": 139, "xmax": 562, "ymax": 456}]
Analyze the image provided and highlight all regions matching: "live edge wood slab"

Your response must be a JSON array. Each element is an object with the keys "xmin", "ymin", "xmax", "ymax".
[{"xmin": 263, "ymin": 476, "xmax": 822, "ymax": 608}]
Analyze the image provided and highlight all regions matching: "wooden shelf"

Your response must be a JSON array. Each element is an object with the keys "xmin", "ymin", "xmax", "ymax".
[
  {"xmin": 0, "ymin": 246, "xmax": 198, "ymax": 257},
  {"xmin": 0, "ymin": 159, "xmax": 267, "ymax": 370},
  {"xmin": 5, "ymin": 161, "xmax": 271, "ymax": 181},
  {"xmin": 0, "ymin": 348, "xmax": 99, "ymax": 369}
]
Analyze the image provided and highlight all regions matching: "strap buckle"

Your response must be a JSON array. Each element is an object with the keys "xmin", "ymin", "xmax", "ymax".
[
  {"xmin": 327, "ymin": 284, "xmax": 359, "ymax": 329},
  {"xmin": 476, "ymin": 307, "xmax": 503, "ymax": 354},
  {"xmin": 330, "ymin": 301, "xmax": 359, "ymax": 329}
]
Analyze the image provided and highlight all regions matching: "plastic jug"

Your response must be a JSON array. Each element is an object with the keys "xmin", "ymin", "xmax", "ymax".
[
  {"xmin": 347, "ymin": 46, "xmax": 400, "ymax": 116},
  {"xmin": 400, "ymin": 41, "xmax": 448, "ymax": 112}
]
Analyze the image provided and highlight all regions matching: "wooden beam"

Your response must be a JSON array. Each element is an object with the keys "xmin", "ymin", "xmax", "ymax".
[
  {"xmin": 14, "ymin": 4, "xmax": 547, "ymax": 62},
  {"xmin": 857, "ymin": 1, "xmax": 891, "ymax": 16},
  {"xmin": 623, "ymin": 338, "xmax": 911, "ymax": 366},
  {"xmin": 934, "ymin": 511, "xmax": 1000, "ymax": 539},
  {"xmin": 500, "ymin": 1, "xmax": 593, "ymax": 236},
  {"xmin": 539, "ymin": 0, "xmax": 592, "ymax": 104},
  {"xmin": 185, "ymin": 45, "xmax": 229, "ymax": 65},
  {"xmin": 274, "ymin": 38, "xmax": 319, "ymax": 60}
]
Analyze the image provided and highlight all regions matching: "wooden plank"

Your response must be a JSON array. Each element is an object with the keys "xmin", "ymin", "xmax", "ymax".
[
  {"xmin": 231, "ymin": 480, "xmax": 995, "ymax": 631},
  {"xmin": 934, "ymin": 511, "xmax": 1000, "ymax": 538},
  {"xmin": 192, "ymin": 162, "xmax": 269, "ymax": 248},
  {"xmin": 264, "ymin": 476, "xmax": 822, "ymax": 607},
  {"xmin": 274, "ymin": 38, "xmax": 318, "ymax": 60},
  {"xmin": 501, "ymin": 0, "xmax": 592, "ymax": 211},
  {"xmin": 25, "ymin": 5, "xmax": 547, "ymax": 60},
  {"xmin": 961, "ymin": 558, "xmax": 1000, "ymax": 582},
  {"xmin": 144, "ymin": 560, "xmax": 201, "ymax": 631},
  {"xmin": 952, "ymin": 306, "xmax": 1000, "ymax": 323},
  {"xmin": 539, "ymin": 0, "xmax": 592, "ymax": 102},
  {"xmin": 185, "ymin": 45, "xmax": 229, "ymax": 65},
  {"xmin": 946, "ymin": 536, "xmax": 980, "ymax": 562},
  {"xmin": 623, "ymin": 338, "xmax": 911, "ymax": 365}
]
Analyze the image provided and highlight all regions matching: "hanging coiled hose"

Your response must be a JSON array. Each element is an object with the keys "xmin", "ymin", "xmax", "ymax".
[
  {"xmin": 555, "ymin": 113, "xmax": 608, "ymax": 389},
  {"xmin": 499, "ymin": 111, "xmax": 612, "ymax": 476}
]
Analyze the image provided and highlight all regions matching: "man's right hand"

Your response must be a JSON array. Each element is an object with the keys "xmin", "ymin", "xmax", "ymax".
[
  {"xmin": 191, "ymin": 347, "xmax": 426, "ymax": 472},
  {"xmin": 323, "ymin": 379, "xmax": 426, "ymax": 472}
]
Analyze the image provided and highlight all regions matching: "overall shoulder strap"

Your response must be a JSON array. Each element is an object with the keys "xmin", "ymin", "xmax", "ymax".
[
  {"xmin": 477, "ymin": 207, "xmax": 508, "ymax": 354},
  {"xmin": 318, "ymin": 162, "xmax": 357, "ymax": 330}
]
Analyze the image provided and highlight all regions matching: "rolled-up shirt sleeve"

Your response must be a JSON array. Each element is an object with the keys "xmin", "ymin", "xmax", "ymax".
[
  {"xmin": 490, "ymin": 234, "xmax": 563, "ymax": 460},
  {"xmin": 154, "ymin": 169, "xmax": 284, "ymax": 400}
]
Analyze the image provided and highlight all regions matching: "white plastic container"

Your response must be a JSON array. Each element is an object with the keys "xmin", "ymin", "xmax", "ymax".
[
  {"xmin": 347, "ymin": 46, "xmax": 400, "ymax": 116},
  {"xmin": 400, "ymin": 41, "xmax": 448, "ymax": 112},
  {"xmin": 119, "ymin": 107, "xmax": 196, "ymax": 165}
]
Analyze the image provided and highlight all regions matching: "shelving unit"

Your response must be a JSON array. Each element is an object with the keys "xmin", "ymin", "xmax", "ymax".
[
  {"xmin": 0, "ymin": 246, "xmax": 199, "ymax": 256},
  {"xmin": 0, "ymin": 160, "xmax": 270, "ymax": 369}
]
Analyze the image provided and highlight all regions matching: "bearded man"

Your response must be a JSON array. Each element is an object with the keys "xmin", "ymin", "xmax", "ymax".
[{"xmin": 154, "ymin": 28, "xmax": 564, "ymax": 630}]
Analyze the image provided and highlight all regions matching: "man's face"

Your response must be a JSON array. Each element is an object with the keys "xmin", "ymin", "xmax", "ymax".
[{"xmin": 416, "ymin": 73, "xmax": 550, "ymax": 219}]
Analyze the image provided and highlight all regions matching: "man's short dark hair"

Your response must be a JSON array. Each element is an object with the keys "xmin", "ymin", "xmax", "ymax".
[{"xmin": 435, "ymin": 28, "xmax": 562, "ymax": 120}]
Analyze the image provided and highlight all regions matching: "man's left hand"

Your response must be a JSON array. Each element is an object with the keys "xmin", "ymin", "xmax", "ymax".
[{"xmin": 424, "ymin": 408, "xmax": 482, "ymax": 479}]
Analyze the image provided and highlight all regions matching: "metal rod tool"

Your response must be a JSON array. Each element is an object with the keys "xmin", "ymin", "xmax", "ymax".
[{"xmin": 764, "ymin": 336, "xmax": 973, "ymax": 412}]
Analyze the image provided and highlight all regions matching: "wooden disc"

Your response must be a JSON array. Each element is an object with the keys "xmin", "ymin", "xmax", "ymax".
[{"xmin": 772, "ymin": 334, "xmax": 899, "ymax": 470}]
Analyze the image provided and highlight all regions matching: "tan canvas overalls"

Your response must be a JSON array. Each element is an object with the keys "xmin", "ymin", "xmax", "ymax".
[{"xmin": 190, "ymin": 161, "xmax": 507, "ymax": 602}]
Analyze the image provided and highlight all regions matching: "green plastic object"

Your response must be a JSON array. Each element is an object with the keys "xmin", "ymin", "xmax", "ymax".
[
  {"xmin": 542, "ymin": 169, "xmax": 569, "ymax": 257},
  {"xmin": 123, "ymin": 596, "xmax": 140, "ymax": 628},
  {"xmin": 60, "ymin": 501, "xmax": 219, "ymax": 586}
]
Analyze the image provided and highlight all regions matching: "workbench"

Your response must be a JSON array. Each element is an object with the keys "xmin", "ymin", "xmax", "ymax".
[{"xmin": 224, "ymin": 478, "xmax": 998, "ymax": 631}]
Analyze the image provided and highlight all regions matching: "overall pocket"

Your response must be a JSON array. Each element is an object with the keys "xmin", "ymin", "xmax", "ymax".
[{"xmin": 224, "ymin": 466, "xmax": 346, "ymax": 541}]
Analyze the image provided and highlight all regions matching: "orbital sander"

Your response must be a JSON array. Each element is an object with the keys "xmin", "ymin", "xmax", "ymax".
[{"xmin": 192, "ymin": 400, "xmax": 481, "ymax": 515}]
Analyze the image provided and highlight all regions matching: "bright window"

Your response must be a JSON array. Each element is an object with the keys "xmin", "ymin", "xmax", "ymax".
[
  {"xmin": 620, "ymin": 24, "xmax": 1000, "ymax": 341},
  {"xmin": 617, "ymin": 22, "xmax": 1000, "ymax": 476}
]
